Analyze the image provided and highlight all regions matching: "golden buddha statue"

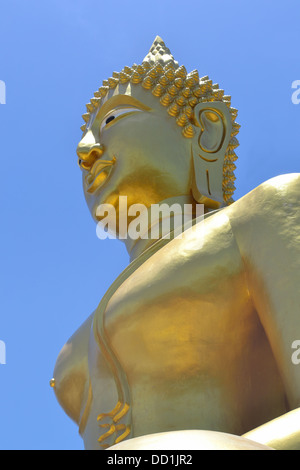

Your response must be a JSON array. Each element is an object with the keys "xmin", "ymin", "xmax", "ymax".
[{"xmin": 51, "ymin": 37, "xmax": 300, "ymax": 450}]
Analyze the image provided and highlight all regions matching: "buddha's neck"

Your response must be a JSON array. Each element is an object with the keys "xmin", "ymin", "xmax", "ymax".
[{"xmin": 123, "ymin": 195, "xmax": 207, "ymax": 262}]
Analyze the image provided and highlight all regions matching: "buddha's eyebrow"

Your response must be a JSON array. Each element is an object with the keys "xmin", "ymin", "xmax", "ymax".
[{"xmin": 94, "ymin": 95, "xmax": 152, "ymax": 124}]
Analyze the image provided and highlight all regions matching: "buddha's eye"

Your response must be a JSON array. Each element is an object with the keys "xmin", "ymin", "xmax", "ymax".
[
  {"xmin": 100, "ymin": 107, "xmax": 143, "ymax": 132},
  {"xmin": 105, "ymin": 115, "xmax": 115, "ymax": 125}
]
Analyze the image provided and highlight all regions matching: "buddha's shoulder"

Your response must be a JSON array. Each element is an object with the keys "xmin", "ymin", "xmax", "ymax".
[
  {"xmin": 224, "ymin": 173, "xmax": 300, "ymax": 247},
  {"xmin": 251, "ymin": 173, "xmax": 300, "ymax": 197},
  {"xmin": 228, "ymin": 173, "xmax": 300, "ymax": 218}
]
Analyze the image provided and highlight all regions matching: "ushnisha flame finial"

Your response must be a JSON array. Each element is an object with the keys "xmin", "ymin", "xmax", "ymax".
[
  {"xmin": 143, "ymin": 36, "xmax": 179, "ymax": 69},
  {"xmin": 80, "ymin": 36, "xmax": 240, "ymax": 203}
]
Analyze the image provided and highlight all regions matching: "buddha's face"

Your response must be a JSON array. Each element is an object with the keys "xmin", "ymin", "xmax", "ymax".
[{"xmin": 77, "ymin": 84, "xmax": 191, "ymax": 225}]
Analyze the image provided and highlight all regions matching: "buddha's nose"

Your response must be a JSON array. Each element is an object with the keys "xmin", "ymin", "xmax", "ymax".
[{"xmin": 77, "ymin": 131, "xmax": 104, "ymax": 168}]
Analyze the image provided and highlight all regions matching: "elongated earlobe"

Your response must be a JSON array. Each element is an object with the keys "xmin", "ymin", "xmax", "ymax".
[{"xmin": 191, "ymin": 101, "xmax": 234, "ymax": 205}]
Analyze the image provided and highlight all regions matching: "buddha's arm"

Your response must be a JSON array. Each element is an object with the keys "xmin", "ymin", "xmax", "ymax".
[
  {"xmin": 228, "ymin": 173, "xmax": 300, "ymax": 449},
  {"xmin": 242, "ymin": 407, "xmax": 300, "ymax": 450},
  {"xmin": 52, "ymin": 312, "xmax": 94, "ymax": 426}
]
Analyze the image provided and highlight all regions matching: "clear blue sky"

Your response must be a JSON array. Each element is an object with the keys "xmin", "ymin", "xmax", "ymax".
[{"xmin": 0, "ymin": 0, "xmax": 299, "ymax": 450}]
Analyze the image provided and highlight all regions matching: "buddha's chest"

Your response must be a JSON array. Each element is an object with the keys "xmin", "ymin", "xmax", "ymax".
[
  {"xmin": 90, "ymin": 217, "xmax": 286, "ymax": 444},
  {"xmin": 102, "ymin": 232, "xmax": 253, "ymax": 382}
]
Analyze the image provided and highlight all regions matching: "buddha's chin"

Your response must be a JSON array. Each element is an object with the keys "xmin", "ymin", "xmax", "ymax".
[
  {"xmin": 88, "ymin": 190, "xmax": 117, "ymax": 223},
  {"xmin": 84, "ymin": 176, "xmax": 118, "ymax": 220}
]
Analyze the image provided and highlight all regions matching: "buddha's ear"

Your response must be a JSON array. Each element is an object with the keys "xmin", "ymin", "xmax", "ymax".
[{"xmin": 191, "ymin": 101, "xmax": 233, "ymax": 206}]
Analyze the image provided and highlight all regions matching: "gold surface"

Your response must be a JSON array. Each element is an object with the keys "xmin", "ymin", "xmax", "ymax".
[
  {"xmin": 243, "ymin": 407, "xmax": 300, "ymax": 450},
  {"xmin": 49, "ymin": 378, "xmax": 56, "ymax": 388},
  {"xmin": 52, "ymin": 37, "xmax": 300, "ymax": 450},
  {"xmin": 79, "ymin": 36, "xmax": 238, "ymax": 205},
  {"xmin": 108, "ymin": 430, "xmax": 274, "ymax": 451}
]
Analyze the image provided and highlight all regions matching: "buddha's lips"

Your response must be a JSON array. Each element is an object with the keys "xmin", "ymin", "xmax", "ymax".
[{"xmin": 86, "ymin": 158, "xmax": 115, "ymax": 193}]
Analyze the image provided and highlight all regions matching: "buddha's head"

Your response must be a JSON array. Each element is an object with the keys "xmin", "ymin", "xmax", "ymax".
[{"xmin": 77, "ymin": 37, "xmax": 240, "ymax": 228}]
